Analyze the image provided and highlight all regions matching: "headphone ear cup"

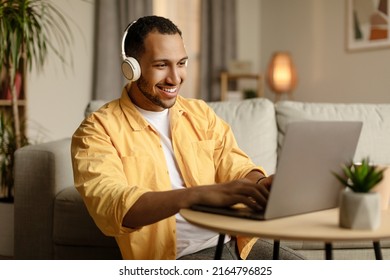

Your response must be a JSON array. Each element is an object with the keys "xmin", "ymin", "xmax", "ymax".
[{"xmin": 121, "ymin": 57, "xmax": 141, "ymax": 81}]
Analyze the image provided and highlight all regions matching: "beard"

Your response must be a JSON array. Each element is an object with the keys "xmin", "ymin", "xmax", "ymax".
[{"xmin": 136, "ymin": 76, "xmax": 176, "ymax": 110}]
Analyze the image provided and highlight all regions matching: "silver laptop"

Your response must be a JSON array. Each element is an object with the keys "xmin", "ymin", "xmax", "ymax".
[{"xmin": 191, "ymin": 121, "xmax": 363, "ymax": 220}]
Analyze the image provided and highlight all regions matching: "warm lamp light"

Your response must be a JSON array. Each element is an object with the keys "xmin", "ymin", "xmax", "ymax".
[{"xmin": 267, "ymin": 52, "xmax": 297, "ymax": 101}]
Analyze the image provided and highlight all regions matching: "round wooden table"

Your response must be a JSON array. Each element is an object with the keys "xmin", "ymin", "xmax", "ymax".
[{"xmin": 180, "ymin": 208, "xmax": 390, "ymax": 259}]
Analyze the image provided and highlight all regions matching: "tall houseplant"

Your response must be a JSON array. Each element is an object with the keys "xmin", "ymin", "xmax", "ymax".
[
  {"xmin": 0, "ymin": 112, "xmax": 28, "ymax": 202},
  {"xmin": 0, "ymin": 0, "xmax": 74, "ymax": 202}
]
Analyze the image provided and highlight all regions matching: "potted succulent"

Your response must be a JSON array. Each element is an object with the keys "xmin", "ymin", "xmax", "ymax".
[
  {"xmin": 333, "ymin": 157, "xmax": 386, "ymax": 230},
  {"xmin": 243, "ymin": 89, "xmax": 257, "ymax": 99}
]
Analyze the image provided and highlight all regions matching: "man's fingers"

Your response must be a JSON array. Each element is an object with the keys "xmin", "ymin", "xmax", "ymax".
[{"xmin": 233, "ymin": 181, "xmax": 269, "ymax": 209}]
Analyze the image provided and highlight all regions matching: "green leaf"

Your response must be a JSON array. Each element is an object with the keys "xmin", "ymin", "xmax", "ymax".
[{"xmin": 333, "ymin": 157, "xmax": 385, "ymax": 193}]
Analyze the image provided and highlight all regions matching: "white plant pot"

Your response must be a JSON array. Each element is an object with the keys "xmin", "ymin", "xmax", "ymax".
[
  {"xmin": 0, "ymin": 202, "xmax": 14, "ymax": 256},
  {"xmin": 339, "ymin": 190, "xmax": 381, "ymax": 230}
]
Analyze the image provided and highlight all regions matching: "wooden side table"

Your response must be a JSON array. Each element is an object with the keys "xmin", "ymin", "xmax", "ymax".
[
  {"xmin": 220, "ymin": 72, "xmax": 263, "ymax": 101},
  {"xmin": 180, "ymin": 208, "xmax": 390, "ymax": 260}
]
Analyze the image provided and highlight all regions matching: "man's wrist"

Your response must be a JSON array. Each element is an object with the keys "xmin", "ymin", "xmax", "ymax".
[{"xmin": 256, "ymin": 176, "xmax": 267, "ymax": 184}]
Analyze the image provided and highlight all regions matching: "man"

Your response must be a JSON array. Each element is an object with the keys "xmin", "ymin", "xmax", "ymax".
[{"xmin": 71, "ymin": 16, "xmax": 302, "ymax": 260}]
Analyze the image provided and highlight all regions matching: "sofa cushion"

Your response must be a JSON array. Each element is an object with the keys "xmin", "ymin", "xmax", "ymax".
[
  {"xmin": 85, "ymin": 100, "xmax": 107, "ymax": 117},
  {"xmin": 209, "ymin": 98, "xmax": 278, "ymax": 174},
  {"xmin": 275, "ymin": 101, "xmax": 390, "ymax": 165},
  {"xmin": 53, "ymin": 187, "xmax": 119, "ymax": 249}
]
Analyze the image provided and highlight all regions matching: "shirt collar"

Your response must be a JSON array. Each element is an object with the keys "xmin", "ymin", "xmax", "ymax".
[{"xmin": 118, "ymin": 86, "xmax": 186, "ymax": 131}]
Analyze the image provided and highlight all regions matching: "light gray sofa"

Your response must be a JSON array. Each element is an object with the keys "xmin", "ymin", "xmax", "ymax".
[{"xmin": 14, "ymin": 98, "xmax": 390, "ymax": 259}]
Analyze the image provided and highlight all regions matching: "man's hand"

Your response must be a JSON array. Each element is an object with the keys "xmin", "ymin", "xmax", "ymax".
[
  {"xmin": 188, "ymin": 175, "xmax": 273, "ymax": 211},
  {"xmin": 123, "ymin": 175, "xmax": 274, "ymax": 228}
]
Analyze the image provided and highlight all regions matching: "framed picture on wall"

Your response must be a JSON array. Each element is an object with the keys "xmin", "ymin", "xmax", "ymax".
[{"xmin": 347, "ymin": 0, "xmax": 390, "ymax": 51}]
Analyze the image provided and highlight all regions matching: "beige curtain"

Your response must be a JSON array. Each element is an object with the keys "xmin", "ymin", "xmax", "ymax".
[
  {"xmin": 92, "ymin": 0, "xmax": 153, "ymax": 100},
  {"xmin": 199, "ymin": 0, "xmax": 237, "ymax": 101}
]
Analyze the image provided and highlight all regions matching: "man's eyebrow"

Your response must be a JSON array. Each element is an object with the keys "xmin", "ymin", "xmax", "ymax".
[{"xmin": 152, "ymin": 57, "xmax": 189, "ymax": 63}]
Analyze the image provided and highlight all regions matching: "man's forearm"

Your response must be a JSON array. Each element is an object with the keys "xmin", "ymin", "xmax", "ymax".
[
  {"xmin": 122, "ymin": 188, "xmax": 191, "ymax": 228},
  {"xmin": 123, "ymin": 176, "xmax": 271, "ymax": 229}
]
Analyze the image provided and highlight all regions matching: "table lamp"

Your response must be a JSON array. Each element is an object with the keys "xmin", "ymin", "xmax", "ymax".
[{"xmin": 266, "ymin": 52, "xmax": 297, "ymax": 101}]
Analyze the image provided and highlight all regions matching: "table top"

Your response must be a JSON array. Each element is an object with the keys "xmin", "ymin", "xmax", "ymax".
[{"xmin": 180, "ymin": 208, "xmax": 390, "ymax": 242}]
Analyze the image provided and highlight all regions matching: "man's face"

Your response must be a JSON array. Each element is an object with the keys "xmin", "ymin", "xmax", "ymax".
[{"xmin": 133, "ymin": 32, "xmax": 188, "ymax": 111}]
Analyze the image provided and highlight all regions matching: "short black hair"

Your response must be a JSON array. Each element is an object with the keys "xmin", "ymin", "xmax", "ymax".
[{"xmin": 124, "ymin": 15, "xmax": 182, "ymax": 59}]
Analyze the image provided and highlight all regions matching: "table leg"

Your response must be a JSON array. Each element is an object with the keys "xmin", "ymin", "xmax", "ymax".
[
  {"xmin": 214, "ymin": 234, "xmax": 226, "ymax": 260},
  {"xmin": 273, "ymin": 240, "xmax": 280, "ymax": 260},
  {"xmin": 325, "ymin": 243, "xmax": 333, "ymax": 260},
  {"xmin": 373, "ymin": 241, "xmax": 383, "ymax": 260}
]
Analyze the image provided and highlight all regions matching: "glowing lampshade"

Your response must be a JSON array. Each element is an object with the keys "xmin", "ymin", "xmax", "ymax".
[{"xmin": 267, "ymin": 52, "xmax": 297, "ymax": 100}]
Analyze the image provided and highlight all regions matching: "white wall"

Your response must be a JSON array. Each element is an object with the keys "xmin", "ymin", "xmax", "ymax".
[
  {"xmin": 236, "ymin": 0, "xmax": 262, "ymax": 90},
  {"xmin": 27, "ymin": 0, "xmax": 95, "ymax": 143},
  {"xmin": 259, "ymin": 0, "xmax": 390, "ymax": 103},
  {"xmin": 237, "ymin": 0, "xmax": 262, "ymax": 68}
]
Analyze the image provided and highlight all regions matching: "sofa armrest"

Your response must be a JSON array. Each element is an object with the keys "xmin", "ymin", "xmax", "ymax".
[{"xmin": 14, "ymin": 138, "xmax": 73, "ymax": 259}]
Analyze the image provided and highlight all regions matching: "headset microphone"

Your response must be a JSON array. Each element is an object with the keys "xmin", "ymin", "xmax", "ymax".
[{"xmin": 121, "ymin": 21, "xmax": 141, "ymax": 81}]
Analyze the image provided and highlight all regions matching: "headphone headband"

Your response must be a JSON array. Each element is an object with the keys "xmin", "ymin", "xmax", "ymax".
[{"xmin": 121, "ymin": 21, "xmax": 136, "ymax": 59}]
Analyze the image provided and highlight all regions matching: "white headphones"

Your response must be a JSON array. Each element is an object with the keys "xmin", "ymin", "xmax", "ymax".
[{"xmin": 121, "ymin": 21, "xmax": 141, "ymax": 81}]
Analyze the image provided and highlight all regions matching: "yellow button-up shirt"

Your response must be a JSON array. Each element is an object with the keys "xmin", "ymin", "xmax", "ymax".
[{"xmin": 71, "ymin": 88, "xmax": 265, "ymax": 259}]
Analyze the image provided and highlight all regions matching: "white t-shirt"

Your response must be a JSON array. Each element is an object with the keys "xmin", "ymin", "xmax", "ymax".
[{"xmin": 135, "ymin": 106, "xmax": 230, "ymax": 258}]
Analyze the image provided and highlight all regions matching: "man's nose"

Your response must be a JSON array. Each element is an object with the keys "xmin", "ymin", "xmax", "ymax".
[{"xmin": 167, "ymin": 66, "xmax": 183, "ymax": 84}]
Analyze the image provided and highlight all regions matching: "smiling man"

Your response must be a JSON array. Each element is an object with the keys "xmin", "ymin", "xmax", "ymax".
[
  {"xmin": 129, "ymin": 30, "xmax": 187, "ymax": 110},
  {"xmin": 71, "ymin": 16, "xmax": 303, "ymax": 260}
]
